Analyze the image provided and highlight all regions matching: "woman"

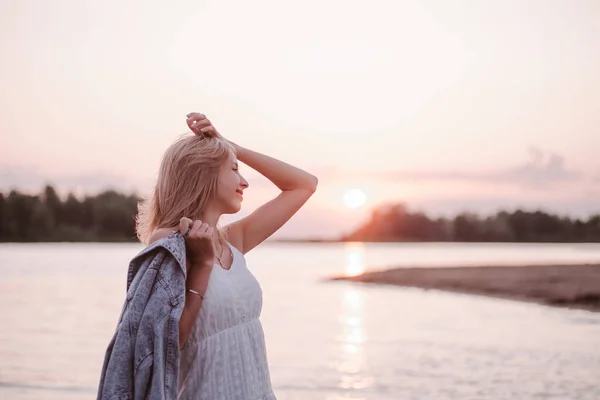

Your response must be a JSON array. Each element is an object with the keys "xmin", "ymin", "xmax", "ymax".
[{"xmin": 138, "ymin": 112, "xmax": 318, "ymax": 399}]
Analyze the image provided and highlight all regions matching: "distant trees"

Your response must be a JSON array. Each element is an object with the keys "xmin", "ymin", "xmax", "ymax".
[
  {"xmin": 343, "ymin": 203, "xmax": 600, "ymax": 243},
  {"xmin": 2, "ymin": 187, "xmax": 599, "ymax": 243},
  {"xmin": 0, "ymin": 185, "xmax": 139, "ymax": 242}
]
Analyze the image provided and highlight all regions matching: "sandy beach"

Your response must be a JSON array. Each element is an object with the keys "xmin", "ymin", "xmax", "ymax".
[{"xmin": 331, "ymin": 264, "xmax": 600, "ymax": 312}]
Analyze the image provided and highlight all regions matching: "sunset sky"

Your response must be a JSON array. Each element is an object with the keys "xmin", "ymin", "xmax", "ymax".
[{"xmin": 1, "ymin": 0, "xmax": 599, "ymax": 238}]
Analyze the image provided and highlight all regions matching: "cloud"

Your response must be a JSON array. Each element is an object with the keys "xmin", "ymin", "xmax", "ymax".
[
  {"xmin": 0, "ymin": 165, "xmax": 43, "ymax": 191},
  {"xmin": 0, "ymin": 164, "xmax": 148, "ymax": 196},
  {"xmin": 491, "ymin": 147, "xmax": 583, "ymax": 188},
  {"xmin": 584, "ymin": 189, "xmax": 600, "ymax": 199},
  {"xmin": 366, "ymin": 147, "xmax": 584, "ymax": 189},
  {"xmin": 0, "ymin": 148, "xmax": 586, "ymax": 197},
  {"xmin": 591, "ymin": 169, "xmax": 600, "ymax": 184}
]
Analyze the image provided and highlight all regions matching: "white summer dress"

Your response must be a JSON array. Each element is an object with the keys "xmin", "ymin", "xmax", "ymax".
[{"xmin": 177, "ymin": 242, "xmax": 276, "ymax": 400}]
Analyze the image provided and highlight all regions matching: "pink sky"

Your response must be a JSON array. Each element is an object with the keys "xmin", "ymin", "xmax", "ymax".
[{"xmin": 1, "ymin": 0, "xmax": 599, "ymax": 238}]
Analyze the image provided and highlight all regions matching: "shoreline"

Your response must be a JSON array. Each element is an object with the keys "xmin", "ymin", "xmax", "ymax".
[{"xmin": 330, "ymin": 263, "xmax": 600, "ymax": 312}]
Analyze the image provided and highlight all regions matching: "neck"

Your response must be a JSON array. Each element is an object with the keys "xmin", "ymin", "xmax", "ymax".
[
  {"xmin": 197, "ymin": 209, "xmax": 221, "ymax": 228},
  {"xmin": 197, "ymin": 207, "xmax": 224, "ymax": 250}
]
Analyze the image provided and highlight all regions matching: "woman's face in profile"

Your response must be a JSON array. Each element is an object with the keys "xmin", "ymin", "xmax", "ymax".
[{"xmin": 215, "ymin": 155, "xmax": 248, "ymax": 214}]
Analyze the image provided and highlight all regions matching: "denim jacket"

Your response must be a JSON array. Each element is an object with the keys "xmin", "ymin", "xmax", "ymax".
[{"xmin": 97, "ymin": 232, "xmax": 187, "ymax": 400}]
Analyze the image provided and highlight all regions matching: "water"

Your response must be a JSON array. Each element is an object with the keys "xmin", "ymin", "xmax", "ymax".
[{"xmin": 1, "ymin": 242, "xmax": 599, "ymax": 400}]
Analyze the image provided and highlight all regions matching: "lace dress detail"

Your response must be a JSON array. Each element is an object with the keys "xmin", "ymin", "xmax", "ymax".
[{"xmin": 177, "ymin": 242, "xmax": 276, "ymax": 400}]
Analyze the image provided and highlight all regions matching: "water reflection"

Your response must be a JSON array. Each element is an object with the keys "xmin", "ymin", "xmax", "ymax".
[
  {"xmin": 344, "ymin": 242, "xmax": 366, "ymax": 277},
  {"xmin": 335, "ymin": 243, "xmax": 373, "ymax": 392}
]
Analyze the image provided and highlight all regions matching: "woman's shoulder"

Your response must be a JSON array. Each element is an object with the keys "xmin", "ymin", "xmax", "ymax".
[
  {"xmin": 149, "ymin": 227, "xmax": 178, "ymax": 245},
  {"xmin": 150, "ymin": 224, "xmax": 245, "ymax": 255}
]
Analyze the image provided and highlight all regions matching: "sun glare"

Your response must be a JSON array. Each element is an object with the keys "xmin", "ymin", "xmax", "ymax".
[
  {"xmin": 344, "ymin": 243, "xmax": 366, "ymax": 277},
  {"xmin": 343, "ymin": 189, "xmax": 366, "ymax": 209}
]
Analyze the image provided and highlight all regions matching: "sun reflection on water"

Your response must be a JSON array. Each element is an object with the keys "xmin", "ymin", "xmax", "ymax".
[
  {"xmin": 334, "ymin": 245, "xmax": 374, "ymax": 394},
  {"xmin": 344, "ymin": 242, "xmax": 366, "ymax": 277}
]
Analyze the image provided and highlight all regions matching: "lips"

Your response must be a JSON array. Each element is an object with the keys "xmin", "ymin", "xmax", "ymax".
[{"xmin": 236, "ymin": 190, "xmax": 244, "ymax": 196}]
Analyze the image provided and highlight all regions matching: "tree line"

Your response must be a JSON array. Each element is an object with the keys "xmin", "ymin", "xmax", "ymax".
[
  {"xmin": 0, "ymin": 185, "xmax": 139, "ymax": 242},
  {"xmin": 1, "ymin": 186, "xmax": 599, "ymax": 242},
  {"xmin": 343, "ymin": 203, "xmax": 600, "ymax": 242}
]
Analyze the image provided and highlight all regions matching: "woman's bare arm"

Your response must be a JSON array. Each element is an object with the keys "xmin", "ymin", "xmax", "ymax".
[
  {"xmin": 225, "ymin": 144, "xmax": 318, "ymax": 254},
  {"xmin": 177, "ymin": 260, "xmax": 212, "ymax": 350},
  {"xmin": 149, "ymin": 221, "xmax": 214, "ymax": 350}
]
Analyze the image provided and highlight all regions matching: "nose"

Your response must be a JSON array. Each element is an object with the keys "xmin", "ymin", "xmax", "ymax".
[{"xmin": 240, "ymin": 176, "xmax": 249, "ymax": 189}]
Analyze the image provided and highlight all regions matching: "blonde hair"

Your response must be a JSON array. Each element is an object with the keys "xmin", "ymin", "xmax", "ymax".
[{"xmin": 136, "ymin": 133, "xmax": 236, "ymax": 246}]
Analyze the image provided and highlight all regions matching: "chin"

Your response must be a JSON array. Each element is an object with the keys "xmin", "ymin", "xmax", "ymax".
[{"xmin": 223, "ymin": 200, "xmax": 242, "ymax": 214}]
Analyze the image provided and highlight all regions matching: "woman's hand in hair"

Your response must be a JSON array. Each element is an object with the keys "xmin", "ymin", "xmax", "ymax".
[
  {"xmin": 179, "ymin": 217, "xmax": 216, "ymax": 269},
  {"xmin": 186, "ymin": 112, "xmax": 223, "ymax": 140}
]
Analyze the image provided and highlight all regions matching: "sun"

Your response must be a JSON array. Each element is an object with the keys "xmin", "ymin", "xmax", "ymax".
[{"xmin": 343, "ymin": 189, "xmax": 367, "ymax": 209}]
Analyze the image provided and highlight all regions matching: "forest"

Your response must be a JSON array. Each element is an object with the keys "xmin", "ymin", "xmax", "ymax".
[{"xmin": 1, "ymin": 186, "xmax": 599, "ymax": 242}]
